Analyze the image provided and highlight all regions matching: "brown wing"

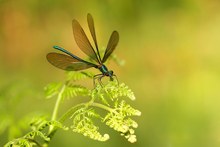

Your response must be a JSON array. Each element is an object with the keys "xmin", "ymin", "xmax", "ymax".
[
  {"xmin": 46, "ymin": 52, "xmax": 95, "ymax": 71},
  {"xmin": 87, "ymin": 13, "xmax": 101, "ymax": 61},
  {"xmin": 72, "ymin": 19, "xmax": 100, "ymax": 63},
  {"xmin": 102, "ymin": 31, "xmax": 119, "ymax": 63}
]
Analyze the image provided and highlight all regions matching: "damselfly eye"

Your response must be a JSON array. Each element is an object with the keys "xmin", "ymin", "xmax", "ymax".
[{"xmin": 109, "ymin": 71, "xmax": 113, "ymax": 76}]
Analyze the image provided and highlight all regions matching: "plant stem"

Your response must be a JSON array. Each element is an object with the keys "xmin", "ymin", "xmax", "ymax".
[
  {"xmin": 59, "ymin": 103, "xmax": 86, "ymax": 123},
  {"xmin": 91, "ymin": 102, "xmax": 116, "ymax": 113},
  {"xmin": 49, "ymin": 84, "xmax": 66, "ymax": 133},
  {"xmin": 58, "ymin": 102, "xmax": 115, "ymax": 123}
]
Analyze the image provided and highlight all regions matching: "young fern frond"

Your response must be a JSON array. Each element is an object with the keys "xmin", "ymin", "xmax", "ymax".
[
  {"xmin": 4, "ymin": 116, "xmax": 67, "ymax": 147},
  {"xmin": 4, "ymin": 130, "xmax": 49, "ymax": 147},
  {"xmin": 25, "ymin": 130, "xmax": 50, "ymax": 142},
  {"xmin": 66, "ymin": 71, "xmax": 93, "ymax": 81},
  {"xmin": 92, "ymin": 81, "xmax": 136, "ymax": 101},
  {"xmin": 61, "ymin": 85, "xmax": 89, "ymax": 100},
  {"xmin": 37, "ymin": 120, "xmax": 68, "ymax": 132},
  {"xmin": 4, "ymin": 71, "xmax": 141, "ymax": 146},
  {"xmin": 117, "ymin": 100, "xmax": 141, "ymax": 116},
  {"xmin": 70, "ymin": 108, "xmax": 109, "ymax": 141},
  {"xmin": 5, "ymin": 138, "xmax": 33, "ymax": 147},
  {"xmin": 90, "ymin": 80, "xmax": 141, "ymax": 143},
  {"xmin": 44, "ymin": 82, "xmax": 62, "ymax": 99},
  {"xmin": 90, "ymin": 85, "xmax": 110, "ymax": 106}
]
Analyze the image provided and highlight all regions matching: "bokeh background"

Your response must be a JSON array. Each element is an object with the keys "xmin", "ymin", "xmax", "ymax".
[{"xmin": 1, "ymin": 0, "xmax": 220, "ymax": 146}]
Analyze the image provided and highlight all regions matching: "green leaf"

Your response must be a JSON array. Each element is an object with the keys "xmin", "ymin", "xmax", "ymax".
[
  {"xmin": 70, "ymin": 108, "xmax": 108, "ymax": 141},
  {"xmin": 66, "ymin": 71, "xmax": 93, "ymax": 81},
  {"xmin": 4, "ymin": 71, "xmax": 141, "ymax": 145},
  {"xmin": 4, "ymin": 138, "xmax": 32, "ymax": 147},
  {"xmin": 44, "ymin": 82, "xmax": 62, "ymax": 99},
  {"xmin": 62, "ymin": 84, "xmax": 89, "ymax": 100},
  {"xmin": 24, "ymin": 130, "xmax": 50, "ymax": 141}
]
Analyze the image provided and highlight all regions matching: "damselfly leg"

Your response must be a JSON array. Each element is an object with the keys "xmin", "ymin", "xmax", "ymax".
[{"xmin": 93, "ymin": 74, "xmax": 119, "ymax": 87}]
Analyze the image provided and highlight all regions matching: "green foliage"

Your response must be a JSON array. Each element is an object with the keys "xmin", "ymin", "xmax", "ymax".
[
  {"xmin": 66, "ymin": 71, "xmax": 94, "ymax": 81},
  {"xmin": 44, "ymin": 82, "xmax": 62, "ymax": 99},
  {"xmin": 91, "ymin": 82, "xmax": 141, "ymax": 143},
  {"xmin": 70, "ymin": 107, "xmax": 109, "ymax": 141},
  {"xmin": 4, "ymin": 115, "xmax": 67, "ymax": 147},
  {"xmin": 0, "ymin": 78, "xmax": 42, "ymax": 142},
  {"xmin": 61, "ymin": 84, "xmax": 89, "ymax": 100},
  {"xmin": 4, "ymin": 71, "xmax": 141, "ymax": 146}
]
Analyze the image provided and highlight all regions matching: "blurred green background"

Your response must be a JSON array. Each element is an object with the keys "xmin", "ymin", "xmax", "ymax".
[{"xmin": 1, "ymin": 0, "xmax": 220, "ymax": 146}]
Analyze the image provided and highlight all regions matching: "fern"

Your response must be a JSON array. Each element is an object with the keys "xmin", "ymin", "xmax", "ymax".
[
  {"xmin": 5, "ymin": 138, "xmax": 33, "ymax": 147},
  {"xmin": 71, "ymin": 108, "xmax": 109, "ymax": 141},
  {"xmin": 61, "ymin": 84, "xmax": 89, "ymax": 100},
  {"xmin": 4, "ymin": 115, "xmax": 67, "ymax": 147},
  {"xmin": 102, "ymin": 100, "xmax": 140, "ymax": 143},
  {"xmin": 44, "ymin": 82, "xmax": 62, "ymax": 99},
  {"xmin": 4, "ymin": 130, "xmax": 49, "ymax": 147},
  {"xmin": 4, "ymin": 71, "xmax": 141, "ymax": 146},
  {"xmin": 66, "ymin": 71, "xmax": 94, "ymax": 81}
]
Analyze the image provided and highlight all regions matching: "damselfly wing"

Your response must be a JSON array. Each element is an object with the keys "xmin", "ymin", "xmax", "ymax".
[{"xmin": 47, "ymin": 13, "xmax": 119, "ymax": 85}]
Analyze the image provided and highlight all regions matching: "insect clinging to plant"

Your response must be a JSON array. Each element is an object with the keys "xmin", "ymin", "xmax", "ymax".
[{"xmin": 46, "ymin": 13, "xmax": 119, "ymax": 85}]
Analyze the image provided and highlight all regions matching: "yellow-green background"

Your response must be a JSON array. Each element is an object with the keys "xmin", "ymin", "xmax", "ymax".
[{"xmin": 1, "ymin": 0, "xmax": 220, "ymax": 146}]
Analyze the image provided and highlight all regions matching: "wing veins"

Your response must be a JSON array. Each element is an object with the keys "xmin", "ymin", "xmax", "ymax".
[
  {"xmin": 102, "ymin": 31, "xmax": 119, "ymax": 63},
  {"xmin": 72, "ymin": 19, "xmax": 100, "ymax": 63},
  {"xmin": 87, "ymin": 13, "xmax": 102, "ymax": 62},
  {"xmin": 47, "ymin": 52, "xmax": 96, "ymax": 71}
]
